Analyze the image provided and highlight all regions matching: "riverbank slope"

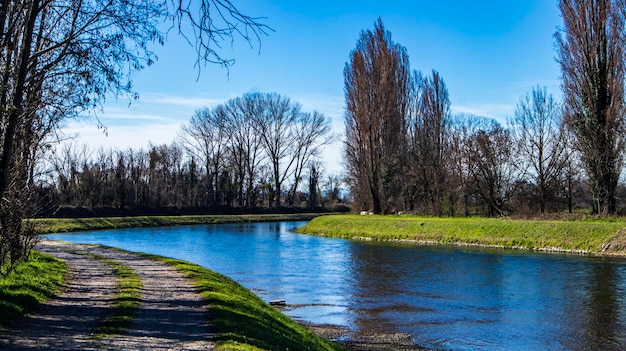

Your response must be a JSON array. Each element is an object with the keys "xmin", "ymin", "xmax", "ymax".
[
  {"xmin": 297, "ymin": 214, "xmax": 626, "ymax": 256},
  {"xmin": 2, "ymin": 242, "xmax": 342, "ymax": 351}
]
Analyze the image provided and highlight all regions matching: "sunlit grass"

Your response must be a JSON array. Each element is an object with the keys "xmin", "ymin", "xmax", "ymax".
[
  {"xmin": 0, "ymin": 251, "xmax": 66, "ymax": 325},
  {"xmin": 297, "ymin": 214, "xmax": 626, "ymax": 254},
  {"xmin": 144, "ymin": 254, "xmax": 343, "ymax": 351}
]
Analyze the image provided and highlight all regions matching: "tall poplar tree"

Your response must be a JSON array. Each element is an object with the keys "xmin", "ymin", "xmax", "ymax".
[
  {"xmin": 407, "ymin": 70, "xmax": 450, "ymax": 216},
  {"xmin": 555, "ymin": 0, "xmax": 626, "ymax": 214},
  {"xmin": 344, "ymin": 18, "xmax": 410, "ymax": 214}
]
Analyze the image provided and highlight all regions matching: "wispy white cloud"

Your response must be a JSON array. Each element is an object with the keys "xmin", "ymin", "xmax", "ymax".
[
  {"xmin": 294, "ymin": 94, "xmax": 344, "ymax": 118},
  {"xmin": 96, "ymin": 108, "xmax": 176, "ymax": 123}
]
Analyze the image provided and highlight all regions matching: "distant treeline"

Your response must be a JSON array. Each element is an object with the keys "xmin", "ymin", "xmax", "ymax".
[{"xmin": 36, "ymin": 93, "xmax": 345, "ymax": 215}]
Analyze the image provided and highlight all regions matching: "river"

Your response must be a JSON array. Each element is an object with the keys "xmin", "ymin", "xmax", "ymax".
[{"xmin": 46, "ymin": 221, "xmax": 626, "ymax": 350}]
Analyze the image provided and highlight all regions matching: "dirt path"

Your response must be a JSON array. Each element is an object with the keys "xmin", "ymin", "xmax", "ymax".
[{"xmin": 0, "ymin": 241, "xmax": 215, "ymax": 350}]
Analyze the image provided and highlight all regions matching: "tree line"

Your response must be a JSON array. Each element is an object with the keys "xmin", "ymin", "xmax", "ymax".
[
  {"xmin": 345, "ymin": 6, "xmax": 626, "ymax": 217},
  {"xmin": 41, "ymin": 93, "xmax": 342, "ymax": 213}
]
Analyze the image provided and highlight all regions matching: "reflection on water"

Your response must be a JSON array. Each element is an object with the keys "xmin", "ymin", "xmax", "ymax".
[
  {"xmin": 48, "ymin": 222, "xmax": 626, "ymax": 351},
  {"xmin": 581, "ymin": 263, "xmax": 625, "ymax": 350}
]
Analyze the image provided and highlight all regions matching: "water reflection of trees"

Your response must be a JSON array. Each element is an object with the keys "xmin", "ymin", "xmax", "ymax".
[
  {"xmin": 347, "ymin": 245, "xmax": 626, "ymax": 350},
  {"xmin": 583, "ymin": 262, "xmax": 624, "ymax": 350},
  {"xmin": 346, "ymin": 243, "xmax": 506, "ymax": 348}
]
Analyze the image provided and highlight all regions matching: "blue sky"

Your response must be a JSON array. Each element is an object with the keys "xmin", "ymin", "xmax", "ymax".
[{"xmin": 63, "ymin": 0, "xmax": 563, "ymax": 174}]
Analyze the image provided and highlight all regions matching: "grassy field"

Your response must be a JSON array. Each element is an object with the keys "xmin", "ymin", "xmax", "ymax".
[
  {"xmin": 297, "ymin": 214, "xmax": 626, "ymax": 255},
  {"xmin": 32, "ymin": 213, "xmax": 321, "ymax": 235},
  {"xmin": 145, "ymin": 253, "xmax": 343, "ymax": 351},
  {"xmin": 0, "ymin": 251, "xmax": 66, "ymax": 325}
]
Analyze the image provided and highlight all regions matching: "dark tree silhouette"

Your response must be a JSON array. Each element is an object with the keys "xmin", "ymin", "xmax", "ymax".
[
  {"xmin": 407, "ymin": 70, "xmax": 450, "ymax": 216},
  {"xmin": 344, "ymin": 18, "xmax": 410, "ymax": 214},
  {"xmin": 555, "ymin": 0, "xmax": 626, "ymax": 214},
  {"xmin": 467, "ymin": 122, "xmax": 520, "ymax": 217}
]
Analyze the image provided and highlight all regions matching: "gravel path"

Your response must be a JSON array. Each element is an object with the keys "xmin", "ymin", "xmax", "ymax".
[{"xmin": 0, "ymin": 241, "xmax": 215, "ymax": 351}]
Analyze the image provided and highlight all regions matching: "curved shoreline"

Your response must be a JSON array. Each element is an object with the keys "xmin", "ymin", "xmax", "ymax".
[
  {"xmin": 33, "ymin": 213, "xmax": 626, "ymax": 258},
  {"xmin": 297, "ymin": 215, "xmax": 626, "ymax": 258},
  {"xmin": 345, "ymin": 236, "xmax": 606, "ymax": 255},
  {"xmin": 4, "ymin": 241, "xmax": 344, "ymax": 351},
  {"xmin": 29, "ymin": 215, "xmax": 437, "ymax": 350}
]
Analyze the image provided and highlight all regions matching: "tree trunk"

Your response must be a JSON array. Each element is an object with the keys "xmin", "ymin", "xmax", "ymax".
[{"xmin": 0, "ymin": 0, "xmax": 39, "ymax": 197}]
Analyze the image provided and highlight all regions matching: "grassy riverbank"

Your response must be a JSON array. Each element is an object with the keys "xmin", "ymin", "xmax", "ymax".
[
  {"xmin": 32, "ymin": 213, "xmax": 321, "ymax": 235},
  {"xmin": 297, "ymin": 214, "xmax": 626, "ymax": 255},
  {"xmin": 0, "ymin": 252, "xmax": 66, "ymax": 325},
  {"xmin": 147, "ymin": 254, "xmax": 342, "ymax": 351}
]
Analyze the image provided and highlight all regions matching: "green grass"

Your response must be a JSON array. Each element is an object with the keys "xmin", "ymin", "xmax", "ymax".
[
  {"xmin": 0, "ymin": 251, "xmax": 66, "ymax": 325},
  {"xmin": 144, "ymin": 254, "xmax": 343, "ymax": 351},
  {"xmin": 32, "ymin": 213, "xmax": 322, "ymax": 235},
  {"xmin": 297, "ymin": 214, "xmax": 626, "ymax": 254},
  {"xmin": 78, "ymin": 252, "xmax": 142, "ymax": 337}
]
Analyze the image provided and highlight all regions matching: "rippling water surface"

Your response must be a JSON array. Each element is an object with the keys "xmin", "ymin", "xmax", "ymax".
[{"xmin": 48, "ymin": 221, "xmax": 626, "ymax": 350}]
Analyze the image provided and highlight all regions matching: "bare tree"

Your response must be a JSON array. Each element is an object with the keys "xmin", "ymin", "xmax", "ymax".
[
  {"xmin": 407, "ymin": 70, "xmax": 450, "ymax": 215},
  {"xmin": 555, "ymin": 0, "xmax": 626, "ymax": 214},
  {"xmin": 287, "ymin": 111, "xmax": 335, "ymax": 206},
  {"xmin": 344, "ymin": 18, "xmax": 411, "ymax": 214},
  {"xmin": 509, "ymin": 86, "xmax": 569, "ymax": 214},
  {"xmin": 251, "ymin": 93, "xmax": 300, "ymax": 207},
  {"xmin": 179, "ymin": 106, "xmax": 229, "ymax": 205},
  {"xmin": 224, "ymin": 95, "xmax": 265, "ymax": 208},
  {"xmin": 467, "ymin": 122, "xmax": 521, "ymax": 217},
  {"xmin": 445, "ymin": 114, "xmax": 497, "ymax": 217}
]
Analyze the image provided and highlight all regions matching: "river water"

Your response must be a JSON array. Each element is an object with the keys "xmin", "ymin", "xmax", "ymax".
[{"xmin": 47, "ymin": 221, "xmax": 626, "ymax": 350}]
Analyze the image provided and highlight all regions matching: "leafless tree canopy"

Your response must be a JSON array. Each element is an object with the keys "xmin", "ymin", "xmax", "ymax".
[
  {"xmin": 344, "ymin": 18, "xmax": 410, "ymax": 214},
  {"xmin": 509, "ymin": 86, "xmax": 569, "ymax": 214},
  {"xmin": 406, "ymin": 70, "xmax": 451, "ymax": 216},
  {"xmin": 466, "ymin": 123, "xmax": 520, "ymax": 217},
  {"xmin": 555, "ymin": 0, "xmax": 626, "ymax": 214},
  {"xmin": 178, "ymin": 92, "xmax": 335, "ymax": 208}
]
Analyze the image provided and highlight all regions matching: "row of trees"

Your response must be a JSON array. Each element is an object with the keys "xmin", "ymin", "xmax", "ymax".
[
  {"xmin": 0, "ymin": 0, "xmax": 268, "ymax": 273},
  {"xmin": 43, "ymin": 93, "xmax": 342, "ymax": 212},
  {"xmin": 344, "ymin": 13, "xmax": 621, "ymax": 217},
  {"xmin": 179, "ymin": 92, "xmax": 336, "ymax": 208}
]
